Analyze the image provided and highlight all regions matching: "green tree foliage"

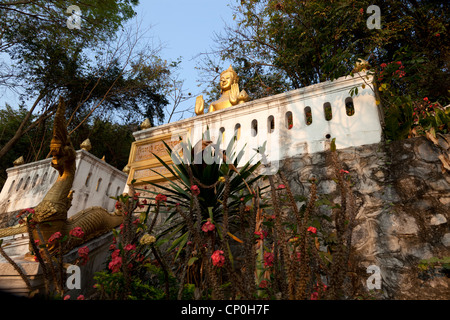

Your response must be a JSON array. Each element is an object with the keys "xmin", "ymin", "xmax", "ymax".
[
  {"xmin": 0, "ymin": 107, "xmax": 135, "ymax": 190},
  {"xmin": 70, "ymin": 117, "xmax": 135, "ymax": 171},
  {"xmin": 0, "ymin": 0, "xmax": 171, "ymax": 163},
  {"xmin": 199, "ymin": 0, "xmax": 448, "ymax": 139},
  {"xmin": 0, "ymin": 104, "xmax": 51, "ymax": 187}
]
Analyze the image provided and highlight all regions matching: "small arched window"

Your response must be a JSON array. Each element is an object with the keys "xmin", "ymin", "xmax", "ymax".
[
  {"xmin": 85, "ymin": 173, "xmax": 92, "ymax": 187},
  {"xmin": 32, "ymin": 174, "xmax": 39, "ymax": 188},
  {"xmin": 251, "ymin": 120, "xmax": 258, "ymax": 137},
  {"xmin": 8, "ymin": 180, "xmax": 15, "ymax": 193},
  {"xmin": 23, "ymin": 176, "xmax": 30, "ymax": 190},
  {"xmin": 285, "ymin": 111, "xmax": 293, "ymax": 130},
  {"xmin": 234, "ymin": 123, "xmax": 241, "ymax": 140},
  {"xmin": 16, "ymin": 178, "xmax": 23, "ymax": 191},
  {"xmin": 96, "ymin": 178, "xmax": 102, "ymax": 192},
  {"xmin": 345, "ymin": 97, "xmax": 355, "ymax": 116},
  {"xmin": 304, "ymin": 107, "xmax": 313, "ymax": 125},
  {"xmin": 219, "ymin": 127, "xmax": 225, "ymax": 143},
  {"xmin": 268, "ymin": 115, "xmax": 275, "ymax": 133},
  {"xmin": 106, "ymin": 182, "xmax": 112, "ymax": 196},
  {"xmin": 323, "ymin": 102, "xmax": 332, "ymax": 121},
  {"xmin": 42, "ymin": 172, "xmax": 48, "ymax": 184}
]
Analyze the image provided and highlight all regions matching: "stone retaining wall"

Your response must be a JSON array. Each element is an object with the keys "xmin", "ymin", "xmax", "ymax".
[{"xmin": 278, "ymin": 135, "xmax": 449, "ymax": 299}]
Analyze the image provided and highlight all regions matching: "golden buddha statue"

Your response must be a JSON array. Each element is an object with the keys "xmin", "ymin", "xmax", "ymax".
[{"xmin": 195, "ymin": 65, "xmax": 250, "ymax": 115}]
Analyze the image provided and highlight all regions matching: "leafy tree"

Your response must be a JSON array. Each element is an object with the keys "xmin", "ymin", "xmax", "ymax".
[
  {"xmin": 0, "ymin": 104, "xmax": 51, "ymax": 187},
  {"xmin": 0, "ymin": 0, "xmax": 171, "ymax": 161},
  {"xmin": 199, "ymin": 0, "xmax": 449, "ymax": 139},
  {"xmin": 70, "ymin": 117, "xmax": 135, "ymax": 171}
]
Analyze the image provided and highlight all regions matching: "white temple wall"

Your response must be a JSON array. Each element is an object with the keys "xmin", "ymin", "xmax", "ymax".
[
  {"xmin": 133, "ymin": 72, "xmax": 382, "ymax": 169},
  {"xmin": 0, "ymin": 150, "xmax": 127, "ymax": 217}
]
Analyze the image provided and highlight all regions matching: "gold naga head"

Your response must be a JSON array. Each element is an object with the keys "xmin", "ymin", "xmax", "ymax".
[{"xmin": 50, "ymin": 97, "xmax": 75, "ymax": 175}]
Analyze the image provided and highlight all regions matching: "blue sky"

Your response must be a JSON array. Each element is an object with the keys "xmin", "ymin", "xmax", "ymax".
[{"xmin": 135, "ymin": 0, "xmax": 235, "ymax": 122}]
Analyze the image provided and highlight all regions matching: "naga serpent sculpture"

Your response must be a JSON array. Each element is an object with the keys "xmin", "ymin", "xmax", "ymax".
[{"xmin": 0, "ymin": 98, "xmax": 124, "ymax": 253}]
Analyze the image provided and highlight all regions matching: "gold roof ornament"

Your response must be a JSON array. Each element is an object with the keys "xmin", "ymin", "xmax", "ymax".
[
  {"xmin": 140, "ymin": 118, "xmax": 152, "ymax": 130},
  {"xmin": 80, "ymin": 138, "xmax": 92, "ymax": 152},
  {"xmin": 0, "ymin": 97, "xmax": 124, "ymax": 253},
  {"xmin": 122, "ymin": 164, "xmax": 130, "ymax": 174},
  {"xmin": 13, "ymin": 156, "xmax": 24, "ymax": 166},
  {"xmin": 101, "ymin": 155, "xmax": 106, "ymax": 161},
  {"xmin": 195, "ymin": 65, "xmax": 250, "ymax": 115}
]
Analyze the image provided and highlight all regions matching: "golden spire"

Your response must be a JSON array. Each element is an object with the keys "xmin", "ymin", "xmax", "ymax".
[
  {"xmin": 80, "ymin": 138, "xmax": 92, "ymax": 152},
  {"xmin": 140, "ymin": 118, "xmax": 152, "ymax": 130},
  {"xmin": 13, "ymin": 156, "xmax": 24, "ymax": 166}
]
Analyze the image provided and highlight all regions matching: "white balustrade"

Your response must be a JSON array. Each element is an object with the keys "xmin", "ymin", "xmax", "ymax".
[{"xmin": 133, "ymin": 72, "xmax": 382, "ymax": 169}]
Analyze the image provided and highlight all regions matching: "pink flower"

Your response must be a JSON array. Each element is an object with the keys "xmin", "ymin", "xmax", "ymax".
[
  {"xmin": 109, "ymin": 244, "xmax": 116, "ymax": 251},
  {"xmin": 155, "ymin": 194, "xmax": 167, "ymax": 202},
  {"xmin": 254, "ymin": 230, "xmax": 268, "ymax": 240},
  {"xmin": 108, "ymin": 256, "xmax": 122, "ymax": 273},
  {"xmin": 64, "ymin": 295, "xmax": 71, "ymax": 300},
  {"xmin": 340, "ymin": 169, "xmax": 349, "ymax": 174},
  {"xmin": 259, "ymin": 280, "xmax": 268, "ymax": 288},
  {"xmin": 78, "ymin": 246, "xmax": 89, "ymax": 257},
  {"xmin": 77, "ymin": 295, "xmax": 85, "ymax": 300},
  {"xmin": 307, "ymin": 226, "xmax": 317, "ymax": 234},
  {"xmin": 124, "ymin": 244, "xmax": 136, "ymax": 251},
  {"xmin": 277, "ymin": 184, "xmax": 286, "ymax": 189},
  {"xmin": 211, "ymin": 250, "xmax": 225, "ymax": 267},
  {"xmin": 111, "ymin": 249, "xmax": 121, "ymax": 259},
  {"xmin": 263, "ymin": 252, "xmax": 274, "ymax": 267},
  {"xmin": 311, "ymin": 292, "xmax": 319, "ymax": 300},
  {"xmin": 201, "ymin": 220, "xmax": 215, "ymax": 233},
  {"xmin": 380, "ymin": 63, "xmax": 387, "ymax": 68},
  {"xmin": 48, "ymin": 231, "xmax": 62, "ymax": 243},
  {"xmin": 69, "ymin": 227, "xmax": 85, "ymax": 239},
  {"xmin": 191, "ymin": 184, "xmax": 200, "ymax": 196},
  {"xmin": 78, "ymin": 246, "xmax": 89, "ymax": 265},
  {"xmin": 435, "ymin": 33, "xmax": 440, "ymax": 37},
  {"xmin": 133, "ymin": 218, "xmax": 140, "ymax": 225},
  {"xmin": 190, "ymin": 185, "xmax": 200, "ymax": 196},
  {"xmin": 359, "ymin": 8, "xmax": 363, "ymax": 14}
]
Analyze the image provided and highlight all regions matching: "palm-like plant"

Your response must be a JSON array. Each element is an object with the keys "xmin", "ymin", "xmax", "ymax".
[{"xmin": 139, "ymin": 131, "xmax": 263, "ymax": 260}]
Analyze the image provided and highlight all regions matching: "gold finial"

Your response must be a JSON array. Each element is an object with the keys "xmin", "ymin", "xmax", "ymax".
[
  {"xmin": 101, "ymin": 155, "xmax": 105, "ymax": 161},
  {"xmin": 122, "ymin": 165, "xmax": 130, "ymax": 174},
  {"xmin": 140, "ymin": 118, "xmax": 151, "ymax": 130},
  {"xmin": 80, "ymin": 138, "xmax": 92, "ymax": 152},
  {"xmin": 13, "ymin": 156, "xmax": 24, "ymax": 166}
]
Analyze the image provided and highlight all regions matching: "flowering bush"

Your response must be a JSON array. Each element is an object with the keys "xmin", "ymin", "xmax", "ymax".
[
  {"xmin": 88, "ymin": 134, "xmax": 361, "ymax": 300},
  {"xmin": 369, "ymin": 55, "xmax": 449, "ymax": 141},
  {"xmin": 211, "ymin": 250, "xmax": 225, "ymax": 268},
  {"xmin": 201, "ymin": 219, "xmax": 216, "ymax": 233},
  {"xmin": 69, "ymin": 227, "xmax": 85, "ymax": 239}
]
